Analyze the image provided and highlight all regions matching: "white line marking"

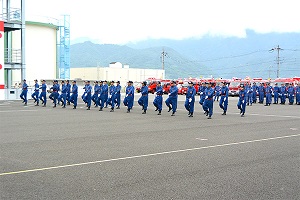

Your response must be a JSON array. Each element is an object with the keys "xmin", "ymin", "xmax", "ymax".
[
  {"xmin": 0, "ymin": 110, "xmax": 38, "ymax": 113},
  {"xmin": 196, "ymin": 138, "xmax": 208, "ymax": 141},
  {"xmin": 215, "ymin": 111, "xmax": 300, "ymax": 119},
  {"xmin": 1, "ymin": 133, "xmax": 300, "ymax": 177},
  {"xmin": 290, "ymin": 128, "xmax": 298, "ymax": 131}
]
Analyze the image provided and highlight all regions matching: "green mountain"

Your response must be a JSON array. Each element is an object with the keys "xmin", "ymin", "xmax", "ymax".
[{"xmin": 70, "ymin": 41, "xmax": 211, "ymax": 79}]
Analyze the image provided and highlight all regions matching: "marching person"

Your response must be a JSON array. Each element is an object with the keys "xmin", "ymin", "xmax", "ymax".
[
  {"xmin": 273, "ymin": 83, "xmax": 280, "ymax": 104},
  {"xmin": 279, "ymin": 83, "xmax": 287, "ymax": 104},
  {"xmin": 287, "ymin": 83, "xmax": 295, "ymax": 105},
  {"xmin": 214, "ymin": 83, "xmax": 221, "ymax": 101},
  {"xmin": 39, "ymin": 80, "xmax": 47, "ymax": 107},
  {"xmin": 20, "ymin": 79, "xmax": 28, "ymax": 106},
  {"xmin": 82, "ymin": 81, "xmax": 88, "ymax": 105},
  {"xmin": 31, "ymin": 79, "xmax": 40, "ymax": 106},
  {"xmin": 115, "ymin": 81, "xmax": 121, "ymax": 109},
  {"xmin": 264, "ymin": 82, "xmax": 272, "ymax": 106},
  {"xmin": 92, "ymin": 81, "xmax": 100, "ymax": 107},
  {"xmin": 66, "ymin": 80, "xmax": 71, "ymax": 105},
  {"xmin": 219, "ymin": 81, "xmax": 229, "ymax": 115},
  {"xmin": 49, "ymin": 80, "xmax": 59, "ymax": 108},
  {"xmin": 203, "ymin": 82, "xmax": 214, "ymax": 119},
  {"xmin": 251, "ymin": 82, "xmax": 258, "ymax": 103},
  {"xmin": 58, "ymin": 80, "xmax": 68, "ymax": 108},
  {"xmin": 184, "ymin": 81, "xmax": 196, "ymax": 117},
  {"xmin": 102, "ymin": 80, "xmax": 109, "ymax": 108},
  {"xmin": 123, "ymin": 80, "xmax": 135, "ymax": 113},
  {"xmin": 138, "ymin": 81, "xmax": 149, "ymax": 114},
  {"xmin": 107, "ymin": 81, "xmax": 116, "ymax": 112},
  {"xmin": 70, "ymin": 80, "xmax": 78, "ymax": 109},
  {"xmin": 258, "ymin": 82, "xmax": 265, "ymax": 104},
  {"xmin": 85, "ymin": 80, "xmax": 92, "ymax": 110},
  {"xmin": 165, "ymin": 80, "xmax": 178, "ymax": 116},
  {"xmin": 153, "ymin": 81, "xmax": 163, "ymax": 115},
  {"xmin": 237, "ymin": 84, "xmax": 247, "ymax": 117},
  {"xmin": 296, "ymin": 82, "xmax": 300, "ymax": 105}
]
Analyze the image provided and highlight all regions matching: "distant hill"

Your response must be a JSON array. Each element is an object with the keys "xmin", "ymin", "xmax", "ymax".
[
  {"xmin": 71, "ymin": 31, "xmax": 300, "ymax": 79},
  {"xmin": 70, "ymin": 42, "xmax": 211, "ymax": 79}
]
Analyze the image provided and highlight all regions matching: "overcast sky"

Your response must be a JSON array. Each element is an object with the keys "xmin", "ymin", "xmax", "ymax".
[{"xmin": 23, "ymin": 0, "xmax": 300, "ymax": 44}]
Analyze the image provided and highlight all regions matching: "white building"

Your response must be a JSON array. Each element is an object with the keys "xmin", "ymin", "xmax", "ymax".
[{"xmin": 71, "ymin": 63, "xmax": 165, "ymax": 85}]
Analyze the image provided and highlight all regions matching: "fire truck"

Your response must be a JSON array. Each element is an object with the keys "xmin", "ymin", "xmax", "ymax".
[{"xmin": 228, "ymin": 78, "xmax": 242, "ymax": 96}]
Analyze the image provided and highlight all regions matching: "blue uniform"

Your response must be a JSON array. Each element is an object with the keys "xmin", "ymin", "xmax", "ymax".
[
  {"xmin": 31, "ymin": 82, "xmax": 40, "ymax": 104},
  {"xmin": 49, "ymin": 84, "xmax": 59, "ymax": 107},
  {"xmin": 115, "ymin": 84, "xmax": 121, "ymax": 108},
  {"xmin": 258, "ymin": 85, "xmax": 265, "ymax": 103},
  {"xmin": 58, "ymin": 84, "xmax": 68, "ymax": 107},
  {"xmin": 85, "ymin": 84, "xmax": 92, "ymax": 108},
  {"xmin": 198, "ymin": 85, "xmax": 206, "ymax": 105},
  {"xmin": 107, "ymin": 85, "xmax": 116, "ymax": 109},
  {"xmin": 138, "ymin": 85, "xmax": 149, "ymax": 111},
  {"xmin": 279, "ymin": 86, "xmax": 287, "ymax": 104},
  {"xmin": 82, "ymin": 85, "xmax": 87, "ymax": 103},
  {"xmin": 70, "ymin": 84, "xmax": 78, "ymax": 108},
  {"xmin": 165, "ymin": 85, "xmax": 178, "ymax": 114},
  {"xmin": 20, "ymin": 82, "xmax": 28, "ymax": 104},
  {"xmin": 100, "ymin": 84, "xmax": 108, "ymax": 108},
  {"xmin": 245, "ymin": 84, "xmax": 252, "ymax": 105},
  {"xmin": 296, "ymin": 86, "xmax": 300, "ymax": 105},
  {"xmin": 66, "ymin": 83, "xmax": 71, "ymax": 104},
  {"xmin": 153, "ymin": 86, "xmax": 163, "ymax": 112},
  {"xmin": 265, "ymin": 85, "xmax": 272, "ymax": 105},
  {"xmin": 273, "ymin": 85, "xmax": 280, "ymax": 104},
  {"xmin": 214, "ymin": 85, "xmax": 221, "ymax": 101},
  {"xmin": 92, "ymin": 84, "xmax": 100, "ymax": 106},
  {"xmin": 251, "ymin": 84, "xmax": 258, "ymax": 103},
  {"xmin": 287, "ymin": 86, "xmax": 295, "ymax": 105},
  {"xmin": 237, "ymin": 89, "xmax": 247, "ymax": 116},
  {"xmin": 203, "ymin": 87, "xmax": 214, "ymax": 118},
  {"xmin": 219, "ymin": 85, "xmax": 229, "ymax": 113},
  {"xmin": 123, "ymin": 85, "xmax": 135, "ymax": 111},
  {"xmin": 39, "ymin": 83, "xmax": 47, "ymax": 106},
  {"xmin": 184, "ymin": 86, "xmax": 196, "ymax": 114},
  {"xmin": 97, "ymin": 84, "xmax": 103, "ymax": 107}
]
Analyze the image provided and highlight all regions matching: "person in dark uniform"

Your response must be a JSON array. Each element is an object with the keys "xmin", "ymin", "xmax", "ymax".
[
  {"xmin": 264, "ymin": 82, "xmax": 272, "ymax": 106},
  {"xmin": 203, "ymin": 82, "xmax": 214, "ymax": 119},
  {"xmin": 123, "ymin": 81, "xmax": 135, "ymax": 113},
  {"xmin": 39, "ymin": 80, "xmax": 47, "ymax": 107},
  {"xmin": 31, "ymin": 79, "xmax": 40, "ymax": 106},
  {"xmin": 49, "ymin": 80, "xmax": 59, "ymax": 108},
  {"xmin": 66, "ymin": 80, "xmax": 71, "ymax": 105},
  {"xmin": 138, "ymin": 81, "xmax": 149, "ymax": 114},
  {"xmin": 296, "ymin": 83, "xmax": 300, "ymax": 105},
  {"xmin": 153, "ymin": 81, "xmax": 163, "ymax": 115},
  {"xmin": 107, "ymin": 81, "xmax": 116, "ymax": 112},
  {"xmin": 58, "ymin": 80, "xmax": 68, "ymax": 108},
  {"xmin": 85, "ymin": 81, "xmax": 92, "ymax": 110},
  {"xmin": 287, "ymin": 83, "xmax": 295, "ymax": 105},
  {"xmin": 20, "ymin": 79, "xmax": 28, "ymax": 106},
  {"xmin": 165, "ymin": 80, "xmax": 178, "ymax": 116},
  {"xmin": 219, "ymin": 81, "xmax": 229, "ymax": 115},
  {"xmin": 92, "ymin": 81, "xmax": 100, "ymax": 107},
  {"xmin": 184, "ymin": 81, "xmax": 196, "ymax": 117},
  {"xmin": 273, "ymin": 83, "xmax": 280, "ymax": 104},
  {"xmin": 115, "ymin": 81, "xmax": 121, "ymax": 109},
  {"xmin": 237, "ymin": 84, "xmax": 247, "ymax": 117},
  {"xmin": 279, "ymin": 83, "xmax": 287, "ymax": 104},
  {"xmin": 70, "ymin": 80, "xmax": 78, "ymax": 109}
]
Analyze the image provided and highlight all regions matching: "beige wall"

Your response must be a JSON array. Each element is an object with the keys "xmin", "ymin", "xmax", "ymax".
[{"xmin": 71, "ymin": 67, "xmax": 165, "ymax": 85}]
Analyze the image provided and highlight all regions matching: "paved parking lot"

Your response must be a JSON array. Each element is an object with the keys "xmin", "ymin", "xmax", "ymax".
[{"xmin": 1, "ymin": 95, "xmax": 300, "ymax": 199}]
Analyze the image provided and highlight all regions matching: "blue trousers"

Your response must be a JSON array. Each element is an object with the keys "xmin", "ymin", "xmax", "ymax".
[
  {"xmin": 184, "ymin": 97, "xmax": 195, "ymax": 113},
  {"xmin": 259, "ymin": 92, "xmax": 264, "ymax": 103},
  {"xmin": 123, "ymin": 96, "xmax": 134, "ymax": 110},
  {"xmin": 252, "ymin": 92, "xmax": 257, "ymax": 103},
  {"xmin": 70, "ymin": 93, "xmax": 78, "ymax": 107},
  {"xmin": 138, "ymin": 95, "xmax": 148, "ymax": 110},
  {"xmin": 288, "ymin": 94, "xmax": 294, "ymax": 104},
  {"xmin": 165, "ymin": 96, "xmax": 177, "ymax": 112},
  {"xmin": 265, "ymin": 93, "xmax": 272, "ymax": 104},
  {"xmin": 153, "ymin": 95, "xmax": 163, "ymax": 111},
  {"xmin": 31, "ymin": 91, "xmax": 39, "ymax": 103},
  {"xmin": 115, "ymin": 93, "xmax": 121, "ymax": 107},
  {"xmin": 237, "ymin": 99, "xmax": 246, "ymax": 114},
  {"xmin": 58, "ymin": 93, "xmax": 67, "ymax": 106},
  {"xmin": 49, "ymin": 92, "xmax": 59, "ymax": 106},
  {"xmin": 273, "ymin": 93, "xmax": 279, "ymax": 104},
  {"xmin": 39, "ymin": 92, "xmax": 47, "ymax": 105},
  {"xmin": 296, "ymin": 92, "xmax": 300, "ymax": 104},
  {"xmin": 219, "ymin": 96, "xmax": 228, "ymax": 112},
  {"xmin": 20, "ymin": 90, "xmax": 28, "ymax": 103},
  {"xmin": 86, "ymin": 93, "xmax": 92, "ymax": 107},
  {"xmin": 107, "ymin": 94, "xmax": 116, "ymax": 108},
  {"xmin": 203, "ymin": 99, "xmax": 213, "ymax": 117},
  {"xmin": 280, "ymin": 94, "xmax": 286, "ymax": 104}
]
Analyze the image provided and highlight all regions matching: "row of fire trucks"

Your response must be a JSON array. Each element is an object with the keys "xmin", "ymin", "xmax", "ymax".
[{"xmin": 136, "ymin": 77, "xmax": 300, "ymax": 96}]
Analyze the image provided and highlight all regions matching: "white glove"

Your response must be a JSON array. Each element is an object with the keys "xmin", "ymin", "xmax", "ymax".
[
  {"xmin": 109, "ymin": 95, "xmax": 112, "ymax": 98},
  {"xmin": 189, "ymin": 98, "xmax": 192, "ymax": 102},
  {"xmin": 242, "ymin": 100, "xmax": 245, "ymax": 104},
  {"xmin": 126, "ymin": 94, "xmax": 128, "ymax": 97},
  {"xmin": 200, "ymin": 92, "xmax": 203, "ymax": 95},
  {"xmin": 224, "ymin": 97, "xmax": 226, "ymax": 101},
  {"xmin": 168, "ymin": 93, "xmax": 171, "ymax": 96},
  {"xmin": 205, "ymin": 96, "xmax": 208, "ymax": 100}
]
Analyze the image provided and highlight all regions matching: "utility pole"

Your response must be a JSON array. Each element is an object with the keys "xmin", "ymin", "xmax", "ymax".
[
  {"xmin": 269, "ymin": 45, "xmax": 282, "ymax": 78},
  {"xmin": 161, "ymin": 48, "xmax": 168, "ymax": 70}
]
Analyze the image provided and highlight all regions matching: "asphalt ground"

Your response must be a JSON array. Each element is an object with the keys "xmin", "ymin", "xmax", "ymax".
[{"xmin": 0, "ymin": 94, "xmax": 300, "ymax": 199}]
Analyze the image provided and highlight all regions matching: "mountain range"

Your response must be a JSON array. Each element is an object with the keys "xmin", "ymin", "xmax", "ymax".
[{"xmin": 70, "ymin": 30, "xmax": 300, "ymax": 79}]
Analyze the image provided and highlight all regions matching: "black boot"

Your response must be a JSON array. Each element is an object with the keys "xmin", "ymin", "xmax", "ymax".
[
  {"xmin": 73, "ymin": 106, "xmax": 76, "ymax": 109},
  {"xmin": 171, "ymin": 111, "xmax": 175, "ymax": 116},
  {"xmin": 116, "ymin": 106, "xmax": 120, "ymax": 109},
  {"xmin": 142, "ymin": 110, "xmax": 146, "ymax": 114},
  {"xmin": 87, "ymin": 106, "xmax": 90, "ymax": 110},
  {"xmin": 222, "ymin": 111, "xmax": 226, "ymax": 115},
  {"xmin": 189, "ymin": 112, "xmax": 193, "ymax": 117},
  {"xmin": 168, "ymin": 106, "xmax": 172, "ymax": 112},
  {"xmin": 157, "ymin": 110, "xmax": 161, "ymax": 115},
  {"xmin": 99, "ymin": 107, "xmax": 103, "ymax": 111},
  {"xmin": 127, "ymin": 109, "xmax": 130, "ymax": 113},
  {"xmin": 110, "ymin": 108, "xmax": 114, "ymax": 112}
]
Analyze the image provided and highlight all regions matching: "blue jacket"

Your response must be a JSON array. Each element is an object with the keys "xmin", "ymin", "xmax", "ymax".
[
  {"xmin": 66, "ymin": 83, "xmax": 71, "ymax": 93},
  {"xmin": 72, "ymin": 84, "xmax": 78, "ymax": 94},
  {"xmin": 126, "ymin": 85, "xmax": 135, "ymax": 95},
  {"xmin": 169, "ymin": 85, "xmax": 178, "ymax": 97},
  {"xmin": 186, "ymin": 86, "xmax": 196, "ymax": 99},
  {"xmin": 86, "ymin": 84, "xmax": 92, "ymax": 94},
  {"xmin": 239, "ymin": 89, "xmax": 246, "ymax": 101},
  {"xmin": 22, "ymin": 83, "xmax": 28, "ymax": 90},
  {"xmin": 40, "ymin": 83, "xmax": 47, "ymax": 92},
  {"xmin": 94, "ymin": 84, "xmax": 100, "ymax": 94},
  {"xmin": 273, "ymin": 86, "xmax": 280, "ymax": 93},
  {"xmin": 204, "ymin": 87, "xmax": 214, "ymax": 100},
  {"xmin": 50, "ymin": 84, "xmax": 59, "ymax": 92},
  {"xmin": 156, "ymin": 86, "xmax": 163, "ymax": 95},
  {"xmin": 109, "ymin": 85, "xmax": 116, "ymax": 95},
  {"xmin": 34, "ymin": 83, "xmax": 39, "ymax": 92},
  {"xmin": 141, "ymin": 86, "xmax": 148, "ymax": 95},
  {"xmin": 265, "ymin": 86, "xmax": 272, "ymax": 93},
  {"xmin": 115, "ymin": 85, "xmax": 121, "ymax": 94},
  {"xmin": 280, "ymin": 86, "xmax": 287, "ymax": 94},
  {"xmin": 220, "ymin": 86, "xmax": 229, "ymax": 97},
  {"xmin": 61, "ymin": 84, "xmax": 68, "ymax": 94},
  {"xmin": 287, "ymin": 86, "xmax": 295, "ymax": 94},
  {"xmin": 101, "ymin": 84, "xmax": 108, "ymax": 95}
]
